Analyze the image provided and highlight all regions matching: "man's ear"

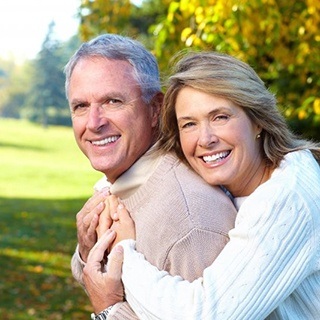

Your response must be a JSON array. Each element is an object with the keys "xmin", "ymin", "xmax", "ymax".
[{"xmin": 150, "ymin": 92, "xmax": 164, "ymax": 128}]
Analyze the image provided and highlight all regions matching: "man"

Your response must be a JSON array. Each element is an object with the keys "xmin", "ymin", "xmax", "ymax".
[{"xmin": 65, "ymin": 34, "xmax": 236, "ymax": 320}]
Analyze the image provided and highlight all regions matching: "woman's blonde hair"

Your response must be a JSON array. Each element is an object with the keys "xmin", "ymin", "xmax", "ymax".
[{"xmin": 159, "ymin": 51, "xmax": 320, "ymax": 167}]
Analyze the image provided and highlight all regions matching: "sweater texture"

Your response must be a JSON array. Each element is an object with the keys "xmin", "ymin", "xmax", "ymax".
[
  {"xmin": 71, "ymin": 152, "xmax": 236, "ymax": 319},
  {"xmin": 120, "ymin": 150, "xmax": 320, "ymax": 320}
]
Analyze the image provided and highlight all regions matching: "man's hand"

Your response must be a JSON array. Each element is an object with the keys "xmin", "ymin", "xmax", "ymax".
[
  {"xmin": 83, "ymin": 230, "xmax": 125, "ymax": 314},
  {"xmin": 76, "ymin": 190, "xmax": 110, "ymax": 262}
]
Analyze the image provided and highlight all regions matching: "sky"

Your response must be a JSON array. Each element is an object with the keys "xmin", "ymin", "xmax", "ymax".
[{"xmin": 0, "ymin": 0, "xmax": 80, "ymax": 62}]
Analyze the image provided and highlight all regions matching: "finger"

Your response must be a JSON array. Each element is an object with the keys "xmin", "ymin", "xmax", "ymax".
[
  {"xmin": 106, "ymin": 245, "xmax": 124, "ymax": 280},
  {"xmin": 87, "ymin": 230, "xmax": 117, "ymax": 268},
  {"xmin": 96, "ymin": 199, "xmax": 111, "ymax": 238},
  {"xmin": 108, "ymin": 195, "xmax": 120, "ymax": 221},
  {"xmin": 85, "ymin": 189, "xmax": 109, "ymax": 213},
  {"xmin": 77, "ymin": 190, "xmax": 109, "ymax": 225},
  {"xmin": 117, "ymin": 202, "xmax": 132, "ymax": 223},
  {"xmin": 83, "ymin": 201, "xmax": 104, "ymax": 229}
]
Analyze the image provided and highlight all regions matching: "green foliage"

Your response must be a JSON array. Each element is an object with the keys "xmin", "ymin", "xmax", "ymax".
[
  {"xmin": 1, "ymin": 1, "xmax": 318, "ymax": 139},
  {"xmin": 79, "ymin": 0, "xmax": 133, "ymax": 39},
  {"xmin": 26, "ymin": 22, "xmax": 72, "ymax": 127},
  {"xmin": 78, "ymin": 0, "xmax": 320, "ymax": 141},
  {"xmin": 0, "ymin": 26, "xmax": 81, "ymax": 127},
  {"xmin": 79, "ymin": 0, "xmax": 168, "ymax": 50},
  {"xmin": 149, "ymin": 0, "xmax": 320, "ymax": 141},
  {"xmin": 0, "ymin": 118, "xmax": 101, "ymax": 319},
  {"xmin": 0, "ymin": 60, "xmax": 32, "ymax": 119}
]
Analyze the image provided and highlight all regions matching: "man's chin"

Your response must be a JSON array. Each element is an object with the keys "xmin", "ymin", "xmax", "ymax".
[{"xmin": 90, "ymin": 161, "xmax": 109, "ymax": 173}]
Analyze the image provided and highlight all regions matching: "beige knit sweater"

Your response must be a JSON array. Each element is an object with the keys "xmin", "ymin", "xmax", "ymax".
[{"xmin": 72, "ymin": 153, "xmax": 236, "ymax": 319}]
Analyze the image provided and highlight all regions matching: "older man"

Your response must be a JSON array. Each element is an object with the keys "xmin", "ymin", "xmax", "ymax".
[{"xmin": 65, "ymin": 34, "xmax": 236, "ymax": 320}]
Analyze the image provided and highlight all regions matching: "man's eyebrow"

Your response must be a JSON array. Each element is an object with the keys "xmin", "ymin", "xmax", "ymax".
[{"xmin": 70, "ymin": 98, "xmax": 86, "ymax": 106}]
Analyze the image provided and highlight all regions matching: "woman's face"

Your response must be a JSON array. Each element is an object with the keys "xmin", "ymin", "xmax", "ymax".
[{"xmin": 175, "ymin": 86, "xmax": 264, "ymax": 197}]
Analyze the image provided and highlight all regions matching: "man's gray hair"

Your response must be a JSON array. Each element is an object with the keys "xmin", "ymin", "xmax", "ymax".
[{"xmin": 64, "ymin": 34, "xmax": 161, "ymax": 103}]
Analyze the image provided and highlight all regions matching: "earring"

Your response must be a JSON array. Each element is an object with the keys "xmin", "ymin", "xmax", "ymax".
[{"xmin": 256, "ymin": 133, "xmax": 261, "ymax": 139}]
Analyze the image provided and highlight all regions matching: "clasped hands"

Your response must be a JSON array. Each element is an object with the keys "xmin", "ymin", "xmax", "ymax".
[{"xmin": 76, "ymin": 190, "xmax": 136, "ymax": 314}]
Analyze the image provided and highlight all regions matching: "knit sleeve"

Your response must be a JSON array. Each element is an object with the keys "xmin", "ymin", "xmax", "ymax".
[
  {"xmin": 70, "ymin": 245, "xmax": 86, "ymax": 287},
  {"xmin": 120, "ymin": 189, "xmax": 317, "ymax": 320},
  {"xmin": 163, "ymin": 228, "xmax": 230, "ymax": 282},
  {"xmin": 108, "ymin": 302, "xmax": 140, "ymax": 320}
]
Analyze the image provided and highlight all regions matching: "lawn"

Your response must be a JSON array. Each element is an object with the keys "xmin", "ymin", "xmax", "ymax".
[{"xmin": 0, "ymin": 118, "xmax": 102, "ymax": 319}]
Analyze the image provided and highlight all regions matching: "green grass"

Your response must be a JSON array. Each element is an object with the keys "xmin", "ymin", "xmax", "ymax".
[{"xmin": 0, "ymin": 118, "xmax": 102, "ymax": 319}]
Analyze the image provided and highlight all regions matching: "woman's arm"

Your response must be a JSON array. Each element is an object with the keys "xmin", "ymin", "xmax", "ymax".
[{"xmin": 120, "ymin": 192, "xmax": 315, "ymax": 320}]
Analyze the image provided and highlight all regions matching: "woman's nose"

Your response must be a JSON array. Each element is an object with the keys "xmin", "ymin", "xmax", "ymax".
[{"xmin": 198, "ymin": 125, "xmax": 218, "ymax": 148}]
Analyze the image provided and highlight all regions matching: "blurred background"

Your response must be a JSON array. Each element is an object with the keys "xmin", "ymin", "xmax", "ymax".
[{"xmin": 0, "ymin": 0, "xmax": 319, "ymax": 319}]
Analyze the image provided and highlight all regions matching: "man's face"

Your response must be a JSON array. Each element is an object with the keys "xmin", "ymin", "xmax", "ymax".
[{"xmin": 68, "ymin": 57, "xmax": 159, "ymax": 183}]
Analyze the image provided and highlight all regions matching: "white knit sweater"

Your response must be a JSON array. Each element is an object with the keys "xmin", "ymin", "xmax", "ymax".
[{"xmin": 119, "ymin": 150, "xmax": 320, "ymax": 320}]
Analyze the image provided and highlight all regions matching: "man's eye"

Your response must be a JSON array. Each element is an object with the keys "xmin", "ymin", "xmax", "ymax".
[
  {"xmin": 108, "ymin": 99, "xmax": 122, "ymax": 105},
  {"xmin": 75, "ymin": 103, "xmax": 85, "ymax": 109},
  {"xmin": 73, "ymin": 103, "xmax": 85, "ymax": 111},
  {"xmin": 71, "ymin": 103, "xmax": 88, "ymax": 115}
]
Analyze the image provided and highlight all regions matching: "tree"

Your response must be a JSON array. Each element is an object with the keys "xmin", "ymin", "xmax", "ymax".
[
  {"xmin": 79, "ymin": 0, "xmax": 133, "ymax": 39},
  {"xmin": 77, "ymin": 0, "xmax": 320, "ymax": 140},
  {"xmin": 27, "ymin": 21, "xmax": 64, "ymax": 126},
  {"xmin": 78, "ymin": 0, "xmax": 168, "ymax": 49},
  {"xmin": 0, "ymin": 24, "xmax": 81, "ymax": 126},
  {"xmin": 26, "ymin": 21, "xmax": 76, "ymax": 127},
  {"xmin": 0, "ymin": 58, "xmax": 31, "ymax": 119},
  {"xmin": 151, "ymin": 0, "xmax": 320, "ymax": 139}
]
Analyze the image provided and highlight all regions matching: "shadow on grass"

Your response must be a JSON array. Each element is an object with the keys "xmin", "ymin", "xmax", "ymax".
[{"xmin": 0, "ymin": 197, "xmax": 92, "ymax": 320}]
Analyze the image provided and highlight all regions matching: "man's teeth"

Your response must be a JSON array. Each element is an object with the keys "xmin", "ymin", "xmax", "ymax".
[
  {"xmin": 203, "ymin": 151, "xmax": 229, "ymax": 163},
  {"xmin": 92, "ymin": 136, "xmax": 119, "ymax": 146}
]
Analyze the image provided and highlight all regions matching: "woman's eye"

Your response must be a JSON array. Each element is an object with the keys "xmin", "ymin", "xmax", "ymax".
[
  {"xmin": 214, "ymin": 114, "xmax": 229, "ymax": 122},
  {"xmin": 181, "ymin": 122, "xmax": 195, "ymax": 129}
]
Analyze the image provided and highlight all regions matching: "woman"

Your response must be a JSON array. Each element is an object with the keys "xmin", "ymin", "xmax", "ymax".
[{"xmin": 86, "ymin": 52, "xmax": 320, "ymax": 319}]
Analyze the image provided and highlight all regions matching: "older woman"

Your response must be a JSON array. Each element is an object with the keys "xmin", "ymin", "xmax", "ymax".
[{"xmin": 85, "ymin": 52, "xmax": 320, "ymax": 319}]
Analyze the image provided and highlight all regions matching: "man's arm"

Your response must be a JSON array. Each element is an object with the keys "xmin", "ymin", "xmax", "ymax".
[{"xmin": 73, "ymin": 195, "xmax": 140, "ymax": 319}]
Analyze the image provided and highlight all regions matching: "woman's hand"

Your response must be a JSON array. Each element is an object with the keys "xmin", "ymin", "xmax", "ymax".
[
  {"xmin": 109, "ymin": 199, "xmax": 136, "ymax": 251},
  {"xmin": 83, "ymin": 230, "xmax": 125, "ymax": 314},
  {"xmin": 96, "ymin": 194, "xmax": 117, "ymax": 239},
  {"xmin": 76, "ymin": 189, "xmax": 110, "ymax": 262}
]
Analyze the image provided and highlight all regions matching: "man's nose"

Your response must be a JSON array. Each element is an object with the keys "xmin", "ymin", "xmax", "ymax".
[{"xmin": 86, "ymin": 105, "xmax": 108, "ymax": 132}]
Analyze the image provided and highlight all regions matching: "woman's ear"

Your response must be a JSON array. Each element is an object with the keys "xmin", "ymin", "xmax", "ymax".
[{"xmin": 254, "ymin": 123, "xmax": 263, "ymax": 139}]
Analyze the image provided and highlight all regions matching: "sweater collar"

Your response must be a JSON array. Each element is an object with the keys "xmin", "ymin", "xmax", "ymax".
[{"xmin": 94, "ymin": 143, "xmax": 162, "ymax": 198}]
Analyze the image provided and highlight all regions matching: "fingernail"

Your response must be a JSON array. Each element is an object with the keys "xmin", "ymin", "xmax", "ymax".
[{"xmin": 118, "ymin": 203, "xmax": 124, "ymax": 210}]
